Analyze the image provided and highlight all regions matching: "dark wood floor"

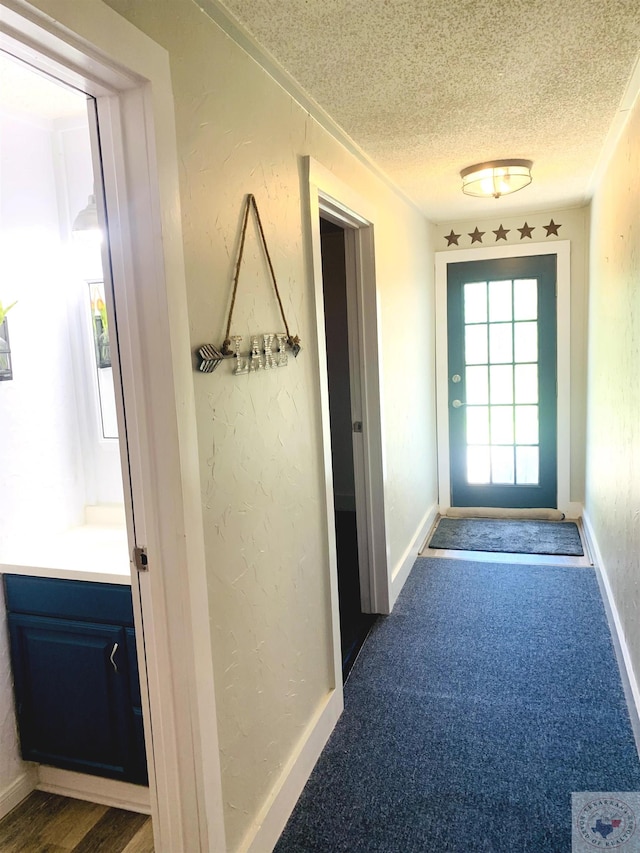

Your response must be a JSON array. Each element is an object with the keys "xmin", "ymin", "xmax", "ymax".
[{"xmin": 0, "ymin": 791, "xmax": 153, "ymax": 852}]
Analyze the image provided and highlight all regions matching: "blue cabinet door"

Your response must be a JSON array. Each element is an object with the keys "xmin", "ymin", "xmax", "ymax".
[{"xmin": 8, "ymin": 614, "xmax": 135, "ymax": 781}]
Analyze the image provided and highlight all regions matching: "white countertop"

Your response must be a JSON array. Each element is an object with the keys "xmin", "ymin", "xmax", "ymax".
[{"xmin": 0, "ymin": 525, "xmax": 132, "ymax": 586}]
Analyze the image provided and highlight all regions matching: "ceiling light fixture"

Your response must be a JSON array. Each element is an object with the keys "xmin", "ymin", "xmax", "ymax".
[
  {"xmin": 72, "ymin": 193, "xmax": 102, "ymax": 246},
  {"xmin": 460, "ymin": 159, "xmax": 533, "ymax": 199},
  {"xmin": 72, "ymin": 193, "xmax": 98, "ymax": 232}
]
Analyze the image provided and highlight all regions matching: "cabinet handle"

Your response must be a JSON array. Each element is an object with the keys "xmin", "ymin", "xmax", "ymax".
[{"xmin": 110, "ymin": 642, "xmax": 119, "ymax": 674}]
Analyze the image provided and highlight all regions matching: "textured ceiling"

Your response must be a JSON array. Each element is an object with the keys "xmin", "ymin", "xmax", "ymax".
[{"xmin": 214, "ymin": 0, "xmax": 640, "ymax": 221}]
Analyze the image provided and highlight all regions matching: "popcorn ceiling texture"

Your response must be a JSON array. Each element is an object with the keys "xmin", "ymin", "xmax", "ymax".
[{"xmin": 215, "ymin": 0, "xmax": 640, "ymax": 220}]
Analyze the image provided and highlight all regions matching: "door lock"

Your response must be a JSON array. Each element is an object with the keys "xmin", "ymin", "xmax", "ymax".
[
  {"xmin": 452, "ymin": 399, "xmax": 463, "ymax": 408},
  {"xmin": 353, "ymin": 421, "xmax": 363, "ymax": 433},
  {"xmin": 133, "ymin": 546, "xmax": 148, "ymax": 572}
]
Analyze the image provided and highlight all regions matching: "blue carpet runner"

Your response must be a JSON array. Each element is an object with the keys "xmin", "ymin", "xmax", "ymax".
[{"xmin": 275, "ymin": 558, "xmax": 640, "ymax": 852}]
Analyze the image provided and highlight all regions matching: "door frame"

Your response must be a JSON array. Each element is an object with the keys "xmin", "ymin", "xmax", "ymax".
[
  {"xmin": 0, "ymin": 2, "xmax": 225, "ymax": 851},
  {"xmin": 435, "ymin": 241, "xmax": 572, "ymax": 515},
  {"xmin": 306, "ymin": 158, "xmax": 390, "ymax": 682}
]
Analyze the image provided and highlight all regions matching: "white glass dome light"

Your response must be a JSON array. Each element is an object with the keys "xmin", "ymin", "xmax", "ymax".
[
  {"xmin": 72, "ymin": 194, "xmax": 102, "ymax": 246},
  {"xmin": 460, "ymin": 159, "xmax": 533, "ymax": 199}
]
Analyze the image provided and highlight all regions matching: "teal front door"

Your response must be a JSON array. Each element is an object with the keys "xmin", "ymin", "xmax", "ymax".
[{"xmin": 447, "ymin": 255, "xmax": 557, "ymax": 508}]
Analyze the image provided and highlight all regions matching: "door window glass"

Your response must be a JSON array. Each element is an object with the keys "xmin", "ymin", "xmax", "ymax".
[
  {"xmin": 462, "ymin": 278, "xmax": 540, "ymax": 486},
  {"xmin": 465, "ymin": 324, "xmax": 488, "ymax": 364},
  {"xmin": 464, "ymin": 282, "xmax": 487, "ymax": 323},
  {"xmin": 465, "ymin": 366, "xmax": 488, "ymax": 405}
]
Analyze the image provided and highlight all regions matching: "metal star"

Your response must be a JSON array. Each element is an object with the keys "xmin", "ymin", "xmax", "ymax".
[
  {"xmin": 543, "ymin": 219, "xmax": 561, "ymax": 236},
  {"xmin": 445, "ymin": 230, "xmax": 460, "ymax": 246},
  {"xmin": 468, "ymin": 227, "xmax": 485, "ymax": 244},
  {"xmin": 493, "ymin": 224, "xmax": 510, "ymax": 241},
  {"xmin": 518, "ymin": 222, "xmax": 535, "ymax": 239},
  {"xmin": 197, "ymin": 344, "xmax": 228, "ymax": 373}
]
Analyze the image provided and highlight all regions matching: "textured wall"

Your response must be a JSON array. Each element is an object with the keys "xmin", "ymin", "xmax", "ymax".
[
  {"xmin": 435, "ymin": 207, "xmax": 589, "ymax": 504},
  {"xmin": 94, "ymin": 2, "xmax": 436, "ymax": 848},
  {"xmin": 587, "ymin": 96, "xmax": 640, "ymax": 684}
]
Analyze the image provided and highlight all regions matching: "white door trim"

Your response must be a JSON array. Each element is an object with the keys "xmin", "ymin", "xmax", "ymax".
[
  {"xmin": 435, "ymin": 241, "xmax": 571, "ymax": 514},
  {"xmin": 0, "ymin": 3, "xmax": 225, "ymax": 851},
  {"xmin": 307, "ymin": 157, "xmax": 390, "ymax": 635}
]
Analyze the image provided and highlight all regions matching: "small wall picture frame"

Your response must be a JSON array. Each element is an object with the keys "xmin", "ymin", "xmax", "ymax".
[{"xmin": 0, "ymin": 319, "xmax": 13, "ymax": 382}]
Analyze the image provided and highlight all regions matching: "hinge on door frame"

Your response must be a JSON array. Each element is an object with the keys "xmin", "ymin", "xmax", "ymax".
[{"xmin": 133, "ymin": 546, "xmax": 149, "ymax": 572}]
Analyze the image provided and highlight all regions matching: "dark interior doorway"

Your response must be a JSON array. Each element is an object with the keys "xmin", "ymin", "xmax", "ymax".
[{"xmin": 320, "ymin": 217, "xmax": 376, "ymax": 679}]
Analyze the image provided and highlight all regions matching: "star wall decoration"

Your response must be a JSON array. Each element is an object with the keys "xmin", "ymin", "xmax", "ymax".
[{"xmin": 445, "ymin": 219, "xmax": 561, "ymax": 248}]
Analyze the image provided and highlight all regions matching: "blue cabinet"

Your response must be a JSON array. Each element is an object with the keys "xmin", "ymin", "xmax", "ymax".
[{"xmin": 4, "ymin": 575, "xmax": 147, "ymax": 786}]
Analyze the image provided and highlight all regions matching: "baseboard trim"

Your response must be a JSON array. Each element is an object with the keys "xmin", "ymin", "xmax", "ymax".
[
  {"xmin": 241, "ymin": 687, "xmax": 343, "ymax": 853},
  {"xmin": 0, "ymin": 769, "xmax": 36, "ymax": 819},
  {"xmin": 36, "ymin": 766, "xmax": 151, "ymax": 814},
  {"xmin": 563, "ymin": 501, "xmax": 583, "ymax": 520},
  {"xmin": 582, "ymin": 510, "xmax": 640, "ymax": 758},
  {"xmin": 390, "ymin": 503, "xmax": 438, "ymax": 608}
]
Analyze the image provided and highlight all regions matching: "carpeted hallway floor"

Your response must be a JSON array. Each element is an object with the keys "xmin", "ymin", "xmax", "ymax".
[{"xmin": 275, "ymin": 558, "xmax": 640, "ymax": 852}]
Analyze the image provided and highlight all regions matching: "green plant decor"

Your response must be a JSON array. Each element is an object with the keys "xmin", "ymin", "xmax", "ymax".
[{"xmin": 0, "ymin": 300, "xmax": 17, "ymax": 326}]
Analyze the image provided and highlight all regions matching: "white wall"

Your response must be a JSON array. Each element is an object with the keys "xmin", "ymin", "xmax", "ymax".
[
  {"xmin": 94, "ymin": 2, "xmax": 437, "ymax": 848},
  {"xmin": 586, "ymin": 91, "xmax": 640, "ymax": 696},
  {"xmin": 435, "ymin": 206, "xmax": 590, "ymax": 505},
  {"xmin": 55, "ymin": 117, "xmax": 124, "ymax": 508},
  {"xmin": 0, "ymin": 109, "xmax": 87, "ymax": 547},
  {"xmin": 0, "ymin": 105, "xmax": 124, "ymax": 557}
]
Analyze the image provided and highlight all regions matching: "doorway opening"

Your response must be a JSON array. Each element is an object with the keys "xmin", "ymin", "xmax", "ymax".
[
  {"xmin": 0, "ymin": 46, "xmax": 151, "ymax": 820},
  {"xmin": 446, "ymin": 254, "xmax": 558, "ymax": 508},
  {"xmin": 0, "ymin": 7, "xmax": 226, "ymax": 850},
  {"xmin": 435, "ymin": 242, "xmax": 572, "ymax": 516},
  {"xmin": 319, "ymin": 217, "xmax": 376, "ymax": 678}
]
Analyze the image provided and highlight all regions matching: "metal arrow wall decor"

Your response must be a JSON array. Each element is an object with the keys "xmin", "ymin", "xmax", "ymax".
[
  {"xmin": 196, "ymin": 194, "xmax": 301, "ymax": 375},
  {"xmin": 197, "ymin": 343, "xmax": 227, "ymax": 373}
]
